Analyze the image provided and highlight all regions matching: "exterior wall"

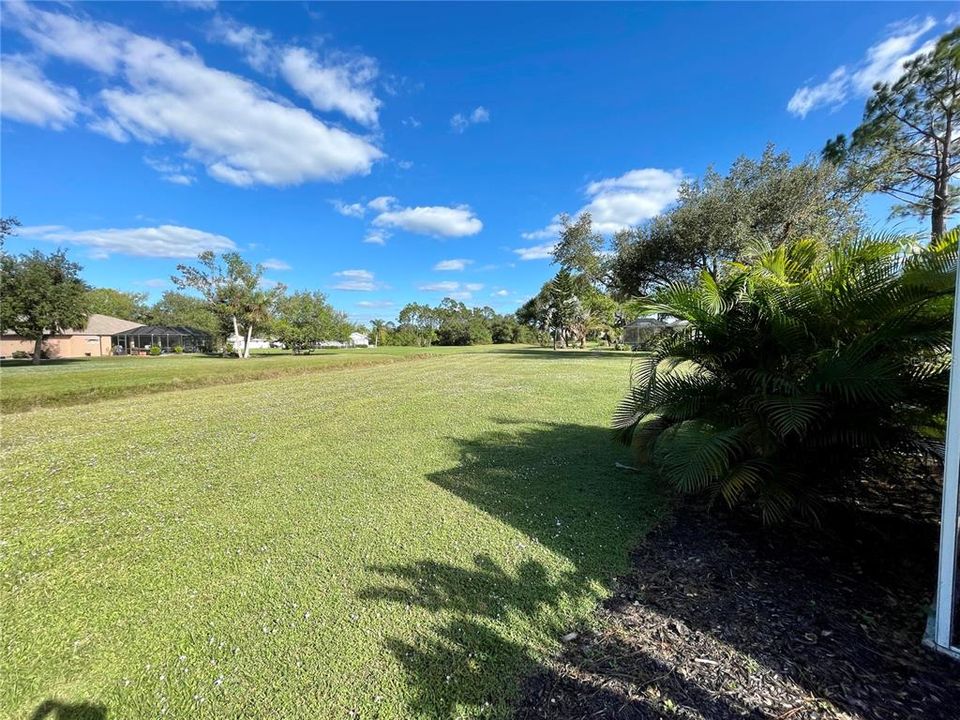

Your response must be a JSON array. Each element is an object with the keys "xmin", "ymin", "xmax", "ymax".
[{"xmin": 1, "ymin": 334, "xmax": 111, "ymax": 358}]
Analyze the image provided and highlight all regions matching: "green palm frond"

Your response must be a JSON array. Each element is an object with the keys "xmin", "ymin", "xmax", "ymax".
[{"xmin": 613, "ymin": 230, "xmax": 953, "ymax": 524}]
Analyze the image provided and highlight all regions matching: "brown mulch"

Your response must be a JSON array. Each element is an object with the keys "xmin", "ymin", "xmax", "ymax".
[{"xmin": 515, "ymin": 494, "xmax": 960, "ymax": 720}]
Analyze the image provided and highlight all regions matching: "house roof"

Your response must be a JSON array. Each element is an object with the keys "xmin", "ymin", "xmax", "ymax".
[
  {"xmin": 112, "ymin": 324, "xmax": 211, "ymax": 338},
  {"xmin": 3, "ymin": 313, "xmax": 141, "ymax": 337},
  {"xmin": 78, "ymin": 314, "xmax": 142, "ymax": 335}
]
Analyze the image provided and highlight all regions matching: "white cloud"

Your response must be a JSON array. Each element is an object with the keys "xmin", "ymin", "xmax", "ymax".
[
  {"xmin": 137, "ymin": 278, "xmax": 168, "ymax": 288},
  {"xmin": 0, "ymin": 54, "xmax": 83, "ymax": 129},
  {"xmin": 363, "ymin": 229, "xmax": 390, "ymax": 245},
  {"xmin": 417, "ymin": 281, "xmax": 482, "ymax": 300},
  {"xmin": 514, "ymin": 242, "xmax": 557, "ymax": 261},
  {"xmin": 418, "ymin": 280, "xmax": 460, "ymax": 292},
  {"xmin": 280, "ymin": 47, "xmax": 380, "ymax": 127},
  {"xmin": 5, "ymin": 1, "xmax": 384, "ymax": 186},
  {"xmin": 583, "ymin": 168, "xmax": 683, "ymax": 233},
  {"xmin": 261, "ymin": 258, "xmax": 291, "ymax": 270},
  {"xmin": 333, "ymin": 268, "xmax": 380, "ymax": 291},
  {"xmin": 333, "ymin": 200, "xmax": 367, "ymax": 218},
  {"xmin": 433, "ymin": 258, "xmax": 472, "ymax": 271},
  {"xmin": 208, "ymin": 16, "xmax": 382, "ymax": 128},
  {"xmin": 402, "ymin": 116, "xmax": 421, "ymax": 128},
  {"xmin": 519, "ymin": 167, "xmax": 682, "ymax": 251},
  {"xmin": 367, "ymin": 195, "xmax": 397, "ymax": 212},
  {"xmin": 492, "ymin": 289, "xmax": 510, "ymax": 297},
  {"xmin": 144, "ymin": 156, "xmax": 196, "ymax": 185},
  {"xmin": 356, "ymin": 299, "xmax": 394, "ymax": 308},
  {"xmin": 19, "ymin": 223, "xmax": 236, "ymax": 258},
  {"xmin": 450, "ymin": 105, "xmax": 490, "ymax": 133},
  {"xmin": 373, "ymin": 204, "xmax": 483, "ymax": 237},
  {"xmin": 788, "ymin": 16, "xmax": 939, "ymax": 117},
  {"xmin": 207, "ymin": 15, "xmax": 273, "ymax": 73}
]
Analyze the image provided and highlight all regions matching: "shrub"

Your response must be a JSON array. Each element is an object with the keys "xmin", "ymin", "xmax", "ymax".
[
  {"xmin": 11, "ymin": 350, "xmax": 29, "ymax": 359},
  {"xmin": 173, "ymin": 345, "xmax": 184, "ymax": 354},
  {"xmin": 149, "ymin": 345, "xmax": 162, "ymax": 356},
  {"xmin": 613, "ymin": 231, "xmax": 957, "ymax": 523}
]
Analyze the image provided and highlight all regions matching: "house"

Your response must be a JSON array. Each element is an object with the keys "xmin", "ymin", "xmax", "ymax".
[
  {"xmin": 621, "ymin": 315, "xmax": 688, "ymax": 348},
  {"xmin": 226, "ymin": 334, "xmax": 273, "ymax": 350},
  {"xmin": 1, "ymin": 314, "xmax": 141, "ymax": 359},
  {"xmin": 113, "ymin": 325, "xmax": 212, "ymax": 354},
  {"xmin": 348, "ymin": 332, "xmax": 370, "ymax": 348}
]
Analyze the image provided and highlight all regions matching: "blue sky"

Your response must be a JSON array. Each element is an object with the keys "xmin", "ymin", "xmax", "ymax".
[{"xmin": 1, "ymin": 1, "xmax": 956, "ymax": 323}]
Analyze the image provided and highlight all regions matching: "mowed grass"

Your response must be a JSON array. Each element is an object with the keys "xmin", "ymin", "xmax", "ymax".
[
  {"xmin": 0, "ymin": 346, "xmax": 478, "ymax": 413},
  {"xmin": 1, "ymin": 348, "xmax": 662, "ymax": 719}
]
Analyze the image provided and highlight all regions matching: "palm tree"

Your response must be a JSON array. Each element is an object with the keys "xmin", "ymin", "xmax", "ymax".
[
  {"xmin": 613, "ymin": 230, "xmax": 958, "ymax": 523},
  {"xmin": 370, "ymin": 319, "xmax": 388, "ymax": 347}
]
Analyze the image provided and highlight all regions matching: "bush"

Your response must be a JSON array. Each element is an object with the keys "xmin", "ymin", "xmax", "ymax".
[
  {"xmin": 613, "ymin": 231, "xmax": 957, "ymax": 523},
  {"xmin": 173, "ymin": 345, "xmax": 184, "ymax": 354},
  {"xmin": 11, "ymin": 350, "xmax": 29, "ymax": 359},
  {"xmin": 149, "ymin": 345, "xmax": 162, "ymax": 356}
]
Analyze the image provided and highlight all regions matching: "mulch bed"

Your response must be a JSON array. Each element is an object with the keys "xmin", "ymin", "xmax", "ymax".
[{"xmin": 515, "ymin": 490, "xmax": 960, "ymax": 719}]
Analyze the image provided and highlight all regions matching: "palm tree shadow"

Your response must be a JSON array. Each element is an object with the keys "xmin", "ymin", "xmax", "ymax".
[
  {"xmin": 359, "ymin": 420, "xmax": 667, "ymax": 717},
  {"xmin": 29, "ymin": 701, "xmax": 107, "ymax": 720}
]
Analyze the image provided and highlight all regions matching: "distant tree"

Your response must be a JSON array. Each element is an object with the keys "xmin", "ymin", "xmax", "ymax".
[
  {"xmin": 173, "ymin": 252, "xmax": 284, "ymax": 358},
  {"xmin": 147, "ymin": 291, "xmax": 220, "ymax": 340},
  {"xmin": 0, "ymin": 216, "xmax": 21, "ymax": 250},
  {"xmin": 369, "ymin": 319, "xmax": 389, "ymax": 347},
  {"xmin": 0, "ymin": 250, "xmax": 89, "ymax": 364},
  {"xmin": 397, "ymin": 303, "xmax": 440, "ymax": 346},
  {"xmin": 552, "ymin": 212, "xmax": 611, "ymax": 287},
  {"xmin": 273, "ymin": 291, "xmax": 343, "ymax": 353},
  {"xmin": 546, "ymin": 270, "xmax": 580, "ymax": 349},
  {"xmin": 824, "ymin": 28, "xmax": 959, "ymax": 238},
  {"xmin": 611, "ymin": 146, "xmax": 860, "ymax": 298},
  {"xmin": 86, "ymin": 288, "xmax": 149, "ymax": 322}
]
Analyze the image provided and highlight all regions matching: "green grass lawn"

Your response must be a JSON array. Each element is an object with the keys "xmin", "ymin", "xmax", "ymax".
[
  {"xmin": 0, "ymin": 345, "xmax": 480, "ymax": 413},
  {"xmin": 1, "ymin": 347, "xmax": 662, "ymax": 719}
]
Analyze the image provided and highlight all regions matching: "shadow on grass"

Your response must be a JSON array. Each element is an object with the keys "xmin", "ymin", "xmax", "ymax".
[
  {"xmin": 0, "ymin": 358, "xmax": 94, "ymax": 368},
  {"xmin": 482, "ymin": 347, "xmax": 635, "ymax": 362},
  {"xmin": 29, "ymin": 700, "xmax": 106, "ymax": 720},
  {"xmin": 359, "ymin": 421, "xmax": 665, "ymax": 717}
]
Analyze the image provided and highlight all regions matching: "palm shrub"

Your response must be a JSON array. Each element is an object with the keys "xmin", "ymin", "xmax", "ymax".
[{"xmin": 613, "ymin": 230, "xmax": 958, "ymax": 523}]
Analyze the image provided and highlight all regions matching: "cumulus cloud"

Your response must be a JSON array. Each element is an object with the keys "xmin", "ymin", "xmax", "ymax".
[
  {"xmin": 363, "ymin": 229, "xmax": 390, "ymax": 245},
  {"xmin": 367, "ymin": 196, "xmax": 397, "ymax": 212},
  {"xmin": 0, "ymin": 54, "xmax": 84, "ymax": 129},
  {"xmin": 261, "ymin": 258, "xmax": 291, "ymax": 270},
  {"xmin": 207, "ymin": 14, "xmax": 273, "ymax": 72},
  {"xmin": 788, "ymin": 16, "xmax": 940, "ymax": 117},
  {"xmin": 333, "ymin": 200, "xmax": 367, "ymax": 218},
  {"xmin": 333, "ymin": 268, "xmax": 381, "ymax": 291},
  {"xmin": 517, "ymin": 167, "xmax": 682, "ymax": 258},
  {"xmin": 4, "ymin": 1, "xmax": 383, "ymax": 186},
  {"xmin": 583, "ymin": 168, "xmax": 683, "ymax": 233},
  {"xmin": 373, "ymin": 203, "xmax": 483, "ymax": 238},
  {"xmin": 417, "ymin": 281, "xmax": 483, "ymax": 300},
  {"xmin": 450, "ymin": 105, "xmax": 490, "ymax": 133},
  {"xmin": 513, "ymin": 242, "xmax": 557, "ymax": 261},
  {"xmin": 492, "ymin": 289, "xmax": 510, "ymax": 297},
  {"xmin": 433, "ymin": 258, "xmax": 472, "ymax": 271},
  {"xmin": 19, "ymin": 223, "xmax": 236, "ymax": 259},
  {"xmin": 208, "ymin": 16, "xmax": 381, "ymax": 127},
  {"xmin": 280, "ymin": 47, "xmax": 381, "ymax": 127},
  {"xmin": 144, "ymin": 156, "xmax": 196, "ymax": 185}
]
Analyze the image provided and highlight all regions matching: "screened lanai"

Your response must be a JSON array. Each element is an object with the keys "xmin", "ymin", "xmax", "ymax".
[{"xmin": 111, "ymin": 325, "xmax": 211, "ymax": 353}]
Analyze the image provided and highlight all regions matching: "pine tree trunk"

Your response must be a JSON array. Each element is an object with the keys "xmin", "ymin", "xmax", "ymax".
[
  {"xmin": 32, "ymin": 336, "xmax": 42, "ymax": 364},
  {"xmin": 932, "ymin": 180, "xmax": 947, "ymax": 239}
]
